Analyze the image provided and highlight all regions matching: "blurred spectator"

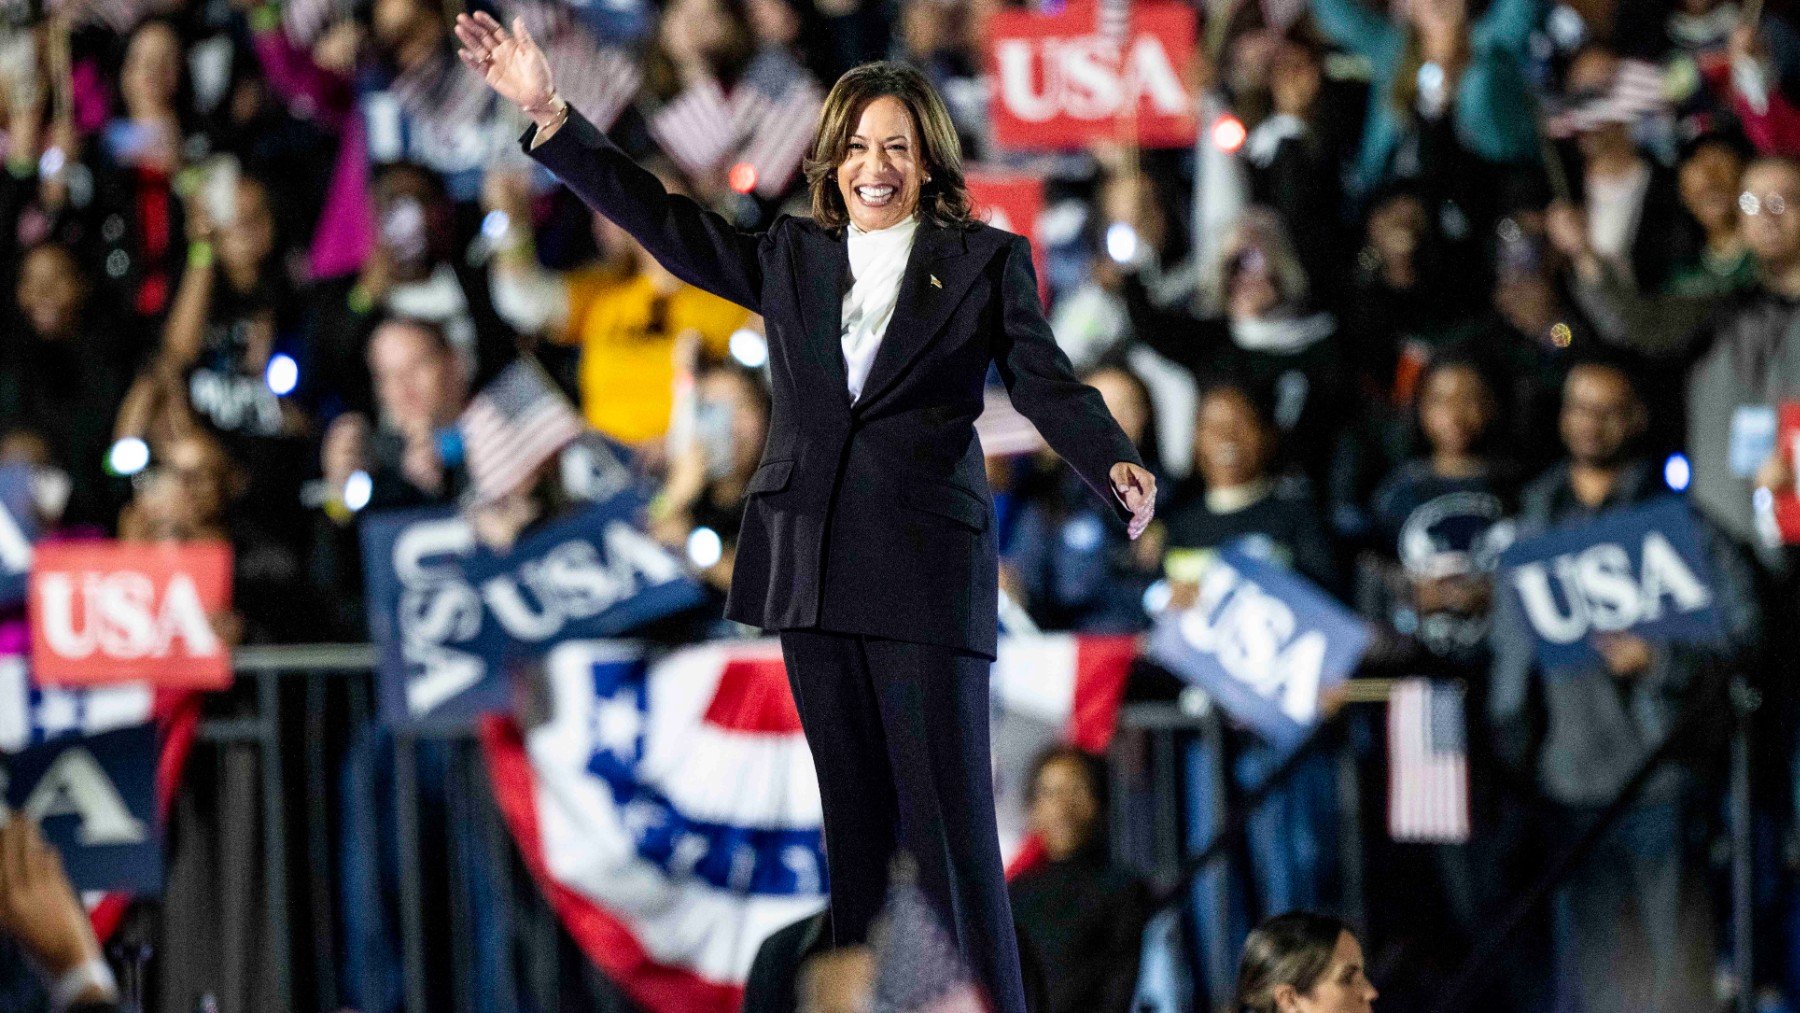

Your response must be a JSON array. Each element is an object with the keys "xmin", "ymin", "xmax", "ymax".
[
  {"xmin": 484, "ymin": 162, "xmax": 751, "ymax": 450},
  {"xmin": 1310, "ymin": 0, "xmax": 1539, "ymax": 196},
  {"xmin": 121, "ymin": 428, "xmax": 308, "ymax": 643},
  {"xmin": 1008, "ymin": 745, "xmax": 1149, "ymax": 1013},
  {"xmin": 1233, "ymin": 31, "xmax": 1354, "ymax": 289},
  {"xmin": 1005, "ymin": 365, "xmax": 1166, "ymax": 633},
  {"xmin": 1344, "ymin": 187, "xmax": 1483, "ymax": 406},
  {"xmin": 133, "ymin": 168, "xmax": 312, "ymax": 539},
  {"xmin": 0, "ymin": 239, "xmax": 133, "ymax": 528},
  {"xmin": 636, "ymin": 0, "xmax": 822, "ymax": 204},
  {"xmin": 1164, "ymin": 382, "xmax": 1338, "ymax": 593},
  {"xmin": 1488, "ymin": 359, "xmax": 1760, "ymax": 1013},
  {"xmin": 306, "ymin": 161, "xmax": 512, "ymax": 418},
  {"xmin": 1666, "ymin": 134, "xmax": 1755, "ymax": 297},
  {"xmin": 0, "ymin": 818, "xmax": 121, "ymax": 1013},
  {"xmin": 1559, "ymin": 155, "xmax": 1800, "ymax": 563},
  {"xmin": 302, "ymin": 315, "xmax": 469, "ymax": 636},
  {"xmin": 1121, "ymin": 207, "xmax": 1348, "ymax": 488},
  {"xmin": 649, "ymin": 357, "xmax": 772, "ymax": 594},
  {"xmin": 1163, "ymin": 382, "xmax": 1342, "ymax": 927},
  {"xmin": 98, "ymin": 18, "xmax": 197, "ymax": 324},
  {"xmin": 0, "ymin": 429, "xmax": 78, "ymax": 533},
  {"xmin": 893, "ymin": 0, "xmax": 987, "ymax": 158},
  {"xmin": 1233, "ymin": 911, "xmax": 1378, "ymax": 1013},
  {"xmin": 1553, "ymin": 45, "xmax": 1703, "ymax": 295},
  {"xmin": 326, "ymin": 315, "xmax": 471, "ymax": 512},
  {"xmin": 0, "ymin": 17, "xmax": 85, "ymax": 292},
  {"xmin": 1364, "ymin": 353, "xmax": 1515, "ymax": 669},
  {"xmin": 1356, "ymin": 356, "xmax": 1532, "ymax": 1003}
]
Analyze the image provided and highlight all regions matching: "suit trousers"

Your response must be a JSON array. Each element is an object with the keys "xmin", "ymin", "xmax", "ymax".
[{"xmin": 778, "ymin": 629, "xmax": 1027, "ymax": 1013}]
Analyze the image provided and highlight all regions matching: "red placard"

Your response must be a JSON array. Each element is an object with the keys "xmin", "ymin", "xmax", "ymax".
[
  {"xmin": 965, "ymin": 168, "xmax": 1049, "ymax": 304},
  {"xmin": 29, "ymin": 541, "xmax": 233, "ymax": 689},
  {"xmin": 986, "ymin": 0, "xmax": 1198, "ymax": 151}
]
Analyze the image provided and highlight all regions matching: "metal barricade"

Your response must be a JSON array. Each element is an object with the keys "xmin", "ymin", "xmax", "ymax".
[{"xmin": 175, "ymin": 645, "xmax": 626, "ymax": 1013}]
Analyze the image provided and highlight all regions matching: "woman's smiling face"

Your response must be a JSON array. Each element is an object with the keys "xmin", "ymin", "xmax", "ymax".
[{"xmin": 835, "ymin": 95, "xmax": 927, "ymax": 232}]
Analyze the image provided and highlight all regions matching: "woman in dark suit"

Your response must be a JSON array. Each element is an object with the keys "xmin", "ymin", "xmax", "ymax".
[{"xmin": 454, "ymin": 16, "xmax": 1156, "ymax": 1010}]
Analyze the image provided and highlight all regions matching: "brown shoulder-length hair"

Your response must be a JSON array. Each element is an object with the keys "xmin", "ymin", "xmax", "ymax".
[{"xmin": 804, "ymin": 61, "xmax": 975, "ymax": 232}]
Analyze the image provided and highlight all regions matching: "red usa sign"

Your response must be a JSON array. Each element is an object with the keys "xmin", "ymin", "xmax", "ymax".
[
  {"xmin": 30, "ymin": 542, "xmax": 233, "ymax": 689},
  {"xmin": 986, "ymin": 0, "xmax": 1198, "ymax": 151},
  {"xmin": 966, "ymin": 169, "xmax": 1048, "ymax": 304}
]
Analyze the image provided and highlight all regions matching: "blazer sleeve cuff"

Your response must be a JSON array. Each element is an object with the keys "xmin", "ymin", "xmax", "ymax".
[{"xmin": 518, "ymin": 103, "xmax": 606, "ymax": 168}]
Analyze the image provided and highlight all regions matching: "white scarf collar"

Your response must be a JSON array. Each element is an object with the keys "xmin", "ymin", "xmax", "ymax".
[{"xmin": 1229, "ymin": 311, "xmax": 1335, "ymax": 353}]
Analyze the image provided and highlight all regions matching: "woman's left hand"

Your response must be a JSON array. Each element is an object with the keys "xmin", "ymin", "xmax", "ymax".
[{"xmin": 1110, "ymin": 462, "xmax": 1156, "ymax": 540}]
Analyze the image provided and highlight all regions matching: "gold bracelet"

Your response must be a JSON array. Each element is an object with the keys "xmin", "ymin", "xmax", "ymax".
[{"xmin": 527, "ymin": 93, "xmax": 568, "ymax": 131}]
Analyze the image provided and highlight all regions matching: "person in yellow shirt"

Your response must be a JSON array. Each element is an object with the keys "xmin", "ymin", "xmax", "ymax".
[{"xmin": 483, "ymin": 162, "xmax": 750, "ymax": 447}]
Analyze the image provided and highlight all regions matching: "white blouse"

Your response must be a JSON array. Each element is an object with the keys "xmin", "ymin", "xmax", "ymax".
[{"xmin": 841, "ymin": 215, "xmax": 920, "ymax": 403}]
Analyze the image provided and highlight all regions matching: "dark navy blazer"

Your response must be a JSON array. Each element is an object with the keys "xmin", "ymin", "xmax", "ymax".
[{"xmin": 522, "ymin": 106, "xmax": 1141, "ymax": 657}]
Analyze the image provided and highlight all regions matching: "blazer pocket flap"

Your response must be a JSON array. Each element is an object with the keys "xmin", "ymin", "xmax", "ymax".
[
  {"xmin": 747, "ymin": 459, "xmax": 795, "ymax": 495},
  {"xmin": 900, "ymin": 481, "xmax": 988, "ymax": 531}
]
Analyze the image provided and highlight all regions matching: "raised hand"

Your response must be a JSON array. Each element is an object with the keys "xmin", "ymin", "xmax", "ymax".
[{"xmin": 453, "ymin": 11, "xmax": 556, "ymax": 117}]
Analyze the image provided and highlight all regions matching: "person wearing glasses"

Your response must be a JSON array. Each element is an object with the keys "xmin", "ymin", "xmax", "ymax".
[
  {"xmin": 1551, "ymin": 154, "xmax": 1800, "ymax": 570},
  {"xmin": 453, "ymin": 16, "xmax": 1156, "ymax": 1012}
]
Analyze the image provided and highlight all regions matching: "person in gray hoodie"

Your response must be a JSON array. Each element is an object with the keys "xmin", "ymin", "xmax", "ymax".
[
  {"xmin": 1548, "ymin": 155, "xmax": 1800, "ymax": 573},
  {"xmin": 1488, "ymin": 360, "xmax": 1762, "ymax": 1013}
]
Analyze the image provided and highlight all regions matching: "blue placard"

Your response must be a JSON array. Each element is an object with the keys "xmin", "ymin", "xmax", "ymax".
[
  {"xmin": 362, "ymin": 504, "xmax": 500, "ymax": 727},
  {"xmin": 2, "ymin": 724, "xmax": 161, "ymax": 893},
  {"xmin": 1147, "ymin": 545, "xmax": 1371, "ymax": 750},
  {"xmin": 457, "ymin": 497, "xmax": 709, "ymax": 658},
  {"xmin": 0, "ymin": 465, "xmax": 40, "ymax": 608},
  {"xmin": 363, "ymin": 494, "xmax": 709, "ymax": 727},
  {"xmin": 1497, "ymin": 497, "xmax": 1725, "ymax": 670}
]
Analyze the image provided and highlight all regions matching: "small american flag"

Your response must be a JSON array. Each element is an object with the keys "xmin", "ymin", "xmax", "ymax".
[
  {"xmin": 515, "ymin": 0, "xmax": 643, "ymax": 135},
  {"xmin": 1543, "ymin": 58, "xmax": 1669, "ymax": 139},
  {"xmin": 649, "ymin": 72, "xmax": 822, "ymax": 197},
  {"xmin": 395, "ymin": 47, "xmax": 503, "ymax": 138},
  {"xmin": 459, "ymin": 358, "xmax": 586, "ymax": 504},
  {"xmin": 1387, "ymin": 678, "xmax": 1471, "ymax": 844},
  {"xmin": 1098, "ymin": 0, "xmax": 1131, "ymax": 51},
  {"xmin": 648, "ymin": 77, "xmax": 741, "ymax": 181},
  {"xmin": 975, "ymin": 384, "xmax": 1046, "ymax": 457},
  {"xmin": 279, "ymin": 0, "xmax": 351, "ymax": 46},
  {"xmin": 737, "ymin": 76, "xmax": 825, "ymax": 199},
  {"xmin": 871, "ymin": 868, "xmax": 989, "ymax": 1013},
  {"xmin": 48, "ymin": 0, "xmax": 157, "ymax": 31}
]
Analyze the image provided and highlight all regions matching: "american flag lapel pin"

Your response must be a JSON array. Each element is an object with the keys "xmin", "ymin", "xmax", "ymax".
[{"xmin": 930, "ymin": 274, "xmax": 942, "ymax": 289}]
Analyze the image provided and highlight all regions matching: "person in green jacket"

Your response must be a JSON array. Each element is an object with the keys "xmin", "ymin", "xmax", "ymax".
[{"xmin": 1311, "ymin": 0, "xmax": 1543, "ymax": 196}]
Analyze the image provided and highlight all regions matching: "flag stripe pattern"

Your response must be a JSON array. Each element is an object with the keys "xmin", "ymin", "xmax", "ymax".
[
  {"xmin": 460, "ymin": 359, "xmax": 585, "ymax": 503},
  {"xmin": 872, "ymin": 875, "xmax": 988, "ymax": 1013},
  {"xmin": 649, "ymin": 78, "xmax": 741, "ymax": 181},
  {"xmin": 739, "ymin": 77, "xmax": 825, "ymax": 198},
  {"xmin": 482, "ymin": 634, "xmax": 1134, "ymax": 1012},
  {"xmin": 1387, "ymin": 677, "xmax": 1471, "ymax": 844},
  {"xmin": 1098, "ymin": 0, "xmax": 1131, "ymax": 50},
  {"xmin": 974, "ymin": 384, "xmax": 1047, "ymax": 457},
  {"xmin": 1544, "ymin": 58, "xmax": 1668, "ymax": 138},
  {"xmin": 650, "ymin": 73, "xmax": 823, "ymax": 196},
  {"xmin": 513, "ymin": 0, "xmax": 645, "ymax": 135}
]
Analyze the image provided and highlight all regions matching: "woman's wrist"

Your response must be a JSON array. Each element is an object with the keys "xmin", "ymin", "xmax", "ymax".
[{"xmin": 523, "ymin": 91, "xmax": 566, "ymax": 130}]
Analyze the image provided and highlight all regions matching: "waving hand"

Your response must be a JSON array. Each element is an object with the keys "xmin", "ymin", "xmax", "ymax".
[{"xmin": 453, "ymin": 11, "xmax": 557, "ymax": 116}]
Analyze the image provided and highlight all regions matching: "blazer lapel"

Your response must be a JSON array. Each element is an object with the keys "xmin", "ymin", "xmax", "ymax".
[
  {"xmin": 853, "ymin": 220, "xmax": 975, "ymax": 410},
  {"xmin": 796, "ymin": 225, "xmax": 852, "ymax": 408}
]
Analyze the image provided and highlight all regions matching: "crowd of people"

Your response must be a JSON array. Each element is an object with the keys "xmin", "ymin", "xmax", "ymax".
[{"xmin": 6, "ymin": 0, "xmax": 1800, "ymax": 1007}]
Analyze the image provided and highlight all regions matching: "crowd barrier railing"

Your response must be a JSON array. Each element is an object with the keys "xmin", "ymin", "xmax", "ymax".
[{"xmin": 147, "ymin": 646, "xmax": 1760, "ymax": 1013}]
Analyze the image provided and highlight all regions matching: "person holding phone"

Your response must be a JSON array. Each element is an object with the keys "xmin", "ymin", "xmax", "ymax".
[
  {"xmin": 651, "ymin": 359, "xmax": 773, "ymax": 593},
  {"xmin": 453, "ymin": 17, "xmax": 1154, "ymax": 1011}
]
